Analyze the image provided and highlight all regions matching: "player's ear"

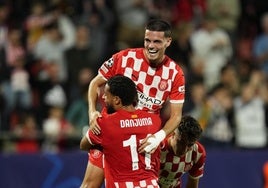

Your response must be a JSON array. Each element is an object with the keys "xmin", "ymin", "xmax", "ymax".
[
  {"xmin": 113, "ymin": 96, "xmax": 121, "ymax": 105},
  {"xmin": 165, "ymin": 37, "xmax": 172, "ymax": 48}
]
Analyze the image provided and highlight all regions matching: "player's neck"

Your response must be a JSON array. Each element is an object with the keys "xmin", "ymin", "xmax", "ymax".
[{"xmin": 120, "ymin": 105, "xmax": 136, "ymax": 112}]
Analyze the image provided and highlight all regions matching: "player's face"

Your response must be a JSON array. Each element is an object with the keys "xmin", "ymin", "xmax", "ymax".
[
  {"xmin": 144, "ymin": 30, "xmax": 171, "ymax": 67},
  {"xmin": 172, "ymin": 129, "xmax": 194, "ymax": 156},
  {"xmin": 103, "ymin": 84, "xmax": 116, "ymax": 114}
]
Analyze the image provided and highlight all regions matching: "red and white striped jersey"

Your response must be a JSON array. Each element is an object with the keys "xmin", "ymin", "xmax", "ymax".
[
  {"xmin": 159, "ymin": 140, "xmax": 206, "ymax": 188},
  {"xmin": 99, "ymin": 48, "xmax": 185, "ymax": 114}
]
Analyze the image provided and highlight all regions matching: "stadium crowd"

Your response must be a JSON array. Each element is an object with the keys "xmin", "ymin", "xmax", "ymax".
[{"xmin": 0, "ymin": 0, "xmax": 268, "ymax": 153}]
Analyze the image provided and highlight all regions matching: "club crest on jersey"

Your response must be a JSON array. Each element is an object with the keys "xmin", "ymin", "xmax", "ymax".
[
  {"xmin": 105, "ymin": 58, "xmax": 114, "ymax": 67},
  {"xmin": 92, "ymin": 150, "xmax": 102, "ymax": 159},
  {"xmin": 178, "ymin": 85, "xmax": 185, "ymax": 93},
  {"xmin": 158, "ymin": 80, "xmax": 168, "ymax": 91}
]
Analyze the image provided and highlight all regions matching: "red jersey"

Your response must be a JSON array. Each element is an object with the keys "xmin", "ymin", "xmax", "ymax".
[
  {"xmin": 159, "ymin": 140, "xmax": 206, "ymax": 188},
  {"xmin": 87, "ymin": 109, "xmax": 162, "ymax": 187},
  {"xmin": 99, "ymin": 48, "xmax": 185, "ymax": 113}
]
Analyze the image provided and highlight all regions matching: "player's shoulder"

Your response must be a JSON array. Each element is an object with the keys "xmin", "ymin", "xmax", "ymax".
[
  {"xmin": 137, "ymin": 109, "xmax": 161, "ymax": 119},
  {"xmin": 194, "ymin": 141, "xmax": 206, "ymax": 155},
  {"xmin": 164, "ymin": 56, "xmax": 184, "ymax": 70},
  {"xmin": 97, "ymin": 112, "xmax": 118, "ymax": 124},
  {"xmin": 115, "ymin": 48, "xmax": 142, "ymax": 56}
]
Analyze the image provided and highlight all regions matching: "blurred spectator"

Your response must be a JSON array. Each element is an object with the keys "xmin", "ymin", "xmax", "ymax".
[
  {"xmin": 80, "ymin": 0, "xmax": 114, "ymax": 65},
  {"xmin": 219, "ymin": 64, "xmax": 240, "ymax": 97},
  {"xmin": 114, "ymin": 0, "xmax": 149, "ymax": 48},
  {"xmin": 33, "ymin": 21, "xmax": 68, "ymax": 82},
  {"xmin": 14, "ymin": 113, "xmax": 40, "ymax": 153},
  {"xmin": 0, "ymin": 88, "xmax": 5, "ymax": 130},
  {"xmin": 36, "ymin": 62, "xmax": 68, "ymax": 126},
  {"xmin": 1, "ymin": 27, "xmax": 32, "ymax": 130},
  {"xmin": 171, "ymin": 0, "xmax": 207, "ymax": 29},
  {"xmin": 237, "ymin": 0, "xmax": 260, "ymax": 39},
  {"xmin": 253, "ymin": 13, "xmax": 268, "ymax": 75},
  {"xmin": 48, "ymin": 1, "xmax": 76, "ymax": 49},
  {"xmin": 42, "ymin": 105, "xmax": 75, "ymax": 152},
  {"xmin": 185, "ymin": 80, "xmax": 209, "ymax": 130},
  {"xmin": 146, "ymin": 0, "xmax": 176, "ymax": 24},
  {"xmin": 64, "ymin": 24, "xmax": 97, "ymax": 100},
  {"xmin": 66, "ymin": 80, "xmax": 90, "ymax": 136},
  {"xmin": 65, "ymin": 68, "xmax": 94, "ymax": 135},
  {"xmin": 200, "ymin": 83, "xmax": 234, "ymax": 148},
  {"xmin": 190, "ymin": 15, "xmax": 233, "ymax": 90},
  {"xmin": 9, "ymin": 56, "xmax": 32, "ymax": 112},
  {"xmin": 25, "ymin": 1, "xmax": 54, "ymax": 51},
  {"xmin": 0, "ymin": 2, "xmax": 10, "ymax": 49},
  {"xmin": 236, "ymin": 37, "xmax": 254, "ymax": 62},
  {"xmin": 206, "ymin": 0, "xmax": 241, "ymax": 48},
  {"xmin": 233, "ymin": 69, "xmax": 268, "ymax": 149},
  {"xmin": 5, "ymin": 26, "xmax": 26, "ymax": 67},
  {"xmin": 166, "ymin": 22, "xmax": 193, "ymax": 71}
]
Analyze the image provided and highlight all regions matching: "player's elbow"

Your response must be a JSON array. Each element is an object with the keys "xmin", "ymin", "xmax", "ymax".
[{"xmin": 80, "ymin": 136, "xmax": 91, "ymax": 151}]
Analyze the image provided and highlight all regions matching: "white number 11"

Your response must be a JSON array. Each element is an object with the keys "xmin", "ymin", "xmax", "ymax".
[{"xmin": 123, "ymin": 134, "xmax": 152, "ymax": 171}]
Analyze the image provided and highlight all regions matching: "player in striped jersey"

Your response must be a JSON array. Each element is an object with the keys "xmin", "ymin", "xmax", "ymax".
[{"xmin": 159, "ymin": 116, "xmax": 206, "ymax": 188}]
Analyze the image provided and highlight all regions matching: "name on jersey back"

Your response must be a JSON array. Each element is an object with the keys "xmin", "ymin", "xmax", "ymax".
[{"xmin": 120, "ymin": 117, "xmax": 153, "ymax": 128}]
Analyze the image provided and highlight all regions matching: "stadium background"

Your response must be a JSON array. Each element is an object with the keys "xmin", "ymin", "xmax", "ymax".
[{"xmin": 0, "ymin": 0, "xmax": 268, "ymax": 187}]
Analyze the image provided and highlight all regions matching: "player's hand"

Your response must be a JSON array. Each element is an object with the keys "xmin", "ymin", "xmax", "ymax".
[
  {"xmin": 138, "ymin": 135, "xmax": 158, "ymax": 154},
  {"xmin": 138, "ymin": 129, "xmax": 166, "ymax": 153},
  {"xmin": 89, "ymin": 111, "xmax": 102, "ymax": 135}
]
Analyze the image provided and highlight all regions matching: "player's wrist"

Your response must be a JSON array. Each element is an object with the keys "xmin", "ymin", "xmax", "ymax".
[
  {"xmin": 144, "ymin": 130, "xmax": 166, "ymax": 153},
  {"xmin": 154, "ymin": 129, "xmax": 166, "ymax": 143}
]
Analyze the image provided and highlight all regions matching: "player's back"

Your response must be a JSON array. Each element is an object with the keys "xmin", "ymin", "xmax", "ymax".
[{"xmin": 98, "ymin": 109, "xmax": 161, "ymax": 186}]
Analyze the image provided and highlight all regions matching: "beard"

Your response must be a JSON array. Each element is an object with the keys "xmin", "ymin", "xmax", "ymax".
[{"xmin": 106, "ymin": 104, "xmax": 116, "ymax": 114}]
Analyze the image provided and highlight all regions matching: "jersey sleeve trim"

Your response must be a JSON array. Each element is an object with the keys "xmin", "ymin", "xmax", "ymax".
[
  {"xmin": 169, "ymin": 99, "xmax": 185, "ymax": 103},
  {"xmin": 188, "ymin": 174, "xmax": 203, "ymax": 179},
  {"xmin": 98, "ymin": 72, "xmax": 108, "ymax": 81},
  {"xmin": 86, "ymin": 129, "xmax": 95, "ymax": 145}
]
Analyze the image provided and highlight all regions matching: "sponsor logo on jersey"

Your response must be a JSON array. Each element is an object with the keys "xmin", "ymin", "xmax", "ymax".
[
  {"xmin": 138, "ymin": 92, "xmax": 162, "ymax": 105},
  {"xmin": 158, "ymin": 80, "xmax": 168, "ymax": 91}
]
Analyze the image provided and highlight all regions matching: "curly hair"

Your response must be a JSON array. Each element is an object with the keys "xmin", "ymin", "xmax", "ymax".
[
  {"xmin": 107, "ymin": 75, "xmax": 138, "ymax": 106},
  {"xmin": 178, "ymin": 115, "xmax": 203, "ymax": 145}
]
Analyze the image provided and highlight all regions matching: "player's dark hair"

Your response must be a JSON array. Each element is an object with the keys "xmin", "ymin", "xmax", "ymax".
[
  {"xmin": 178, "ymin": 115, "xmax": 202, "ymax": 145},
  {"xmin": 107, "ymin": 75, "xmax": 138, "ymax": 106},
  {"xmin": 145, "ymin": 19, "xmax": 172, "ymax": 38}
]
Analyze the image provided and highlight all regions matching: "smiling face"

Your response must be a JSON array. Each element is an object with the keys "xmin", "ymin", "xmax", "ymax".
[{"xmin": 144, "ymin": 29, "xmax": 171, "ymax": 67}]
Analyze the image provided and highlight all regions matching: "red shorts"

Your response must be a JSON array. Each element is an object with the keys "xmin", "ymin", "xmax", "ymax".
[{"xmin": 88, "ymin": 149, "xmax": 104, "ymax": 169}]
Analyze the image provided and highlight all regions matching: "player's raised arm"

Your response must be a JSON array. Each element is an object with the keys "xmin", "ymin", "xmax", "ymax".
[{"xmin": 88, "ymin": 74, "xmax": 106, "ymax": 134}]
